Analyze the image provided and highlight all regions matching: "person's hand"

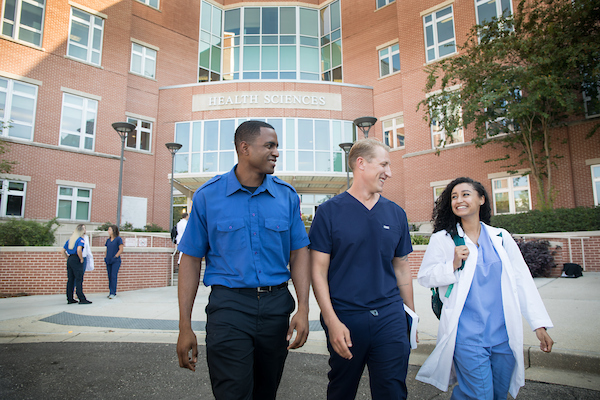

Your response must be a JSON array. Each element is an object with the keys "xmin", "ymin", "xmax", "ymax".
[
  {"xmin": 327, "ymin": 319, "xmax": 353, "ymax": 360},
  {"xmin": 453, "ymin": 245, "xmax": 469, "ymax": 270},
  {"xmin": 535, "ymin": 328, "xmax": 553, "ymax": 353},
  {"xmin": 177, "ymin": 328, "xmax": 198, "ymax": 371},
  {"xmin": 287, "ymin": 310, "xmax": 309, "ymax": 349}
]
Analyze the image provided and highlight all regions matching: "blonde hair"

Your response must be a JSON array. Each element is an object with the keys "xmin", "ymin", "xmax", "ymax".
[
  {"xmin": 68, "ymin": 224, "xmax": 85, "ymax": 250},
  {"xmin": 347, "ymin": 139, "xmax": 390, "ymax": 171}
]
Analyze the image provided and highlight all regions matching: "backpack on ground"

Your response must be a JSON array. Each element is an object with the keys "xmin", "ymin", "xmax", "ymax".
[
  {"xmin": 562, "ymin": 263, "xmax": 583, "ymax": 278},
  {"xmin": 170, "ymin": 225, "xmax": 178, "ymax": 243}
]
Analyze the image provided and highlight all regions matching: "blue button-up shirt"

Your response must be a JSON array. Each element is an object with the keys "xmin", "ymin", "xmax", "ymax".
[{"xmin": 178, "ymin": 165, "xmax": 310, "ymax": 288}]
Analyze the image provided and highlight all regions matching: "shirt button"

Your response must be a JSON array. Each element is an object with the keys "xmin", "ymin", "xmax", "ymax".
[
  {"xmin": 259, "ymin": 270, "xmax": 262, "ymax": 273},
  {"xmin": 277, "ymin": 225, "xmax": 279, "ymax": 229},
  {"xmin": 229, "ymin": 226, "xmax": 232, "ymax": 229},
  {"xmin": 253, "ymin": 232, "xmax": 257, "ymax": 235},
  {"xmin": 255, "ymin": 252, "xmax": 258, "ymax": 255},
  {"xmin": 252, "ymin": 213, "xmax": 255, "ymax": 217}
]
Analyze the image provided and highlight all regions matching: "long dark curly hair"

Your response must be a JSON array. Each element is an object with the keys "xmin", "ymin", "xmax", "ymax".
[{"xmin": 432, "ymin": 177, "xmax": 492, "ymax": 236}]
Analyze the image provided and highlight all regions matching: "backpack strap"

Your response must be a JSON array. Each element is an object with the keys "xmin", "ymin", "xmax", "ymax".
[{"xmin": 445, "ymin": 233, "xmax": 466, "ymax": 298}]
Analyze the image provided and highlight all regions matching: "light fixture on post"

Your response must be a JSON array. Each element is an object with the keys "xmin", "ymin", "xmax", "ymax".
[
  {"xmin": 165, "ymin": 142, "xmax": 183, "ymax": 232},
  {"xmin": 353, "ymin": 116, "xmax": 377, "ymax": 139},
  {"xmin": 112, "ymin": 122, "xmax": 136, "ymax": 228},
  {"xmin": 339, "ymin": 142, "xmax": 354, "ymax": 190}
]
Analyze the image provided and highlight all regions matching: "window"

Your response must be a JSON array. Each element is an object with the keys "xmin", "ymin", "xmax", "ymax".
[
  {"xmin": 430, "ymin": 101, "xmax": 464, "ymax": 148},
  {"xmin": 138, "ymin": 0, "xmax": 159, "ymax": 9},
  {"xmin": 57, "ymin": 186, "xmax": 91, "ymax": 221},
  {"xmin": 202, "ymin": 1, "xmax": 342, "ymax": 82},
  {"xmin": 0, "ymin": 179, "xmax": 26, "ymax": 217},
  {"xmin": 492, "ymin": 175, "xmax": 531, "ymax": 214},
  {"xmin": 424, "ymin": 6, "xmax": 456, "ymax": 62},
  {"xmin": 126, "ymin": 117, "xmax": 152, "ymax": 152},
  {"xmin": 379, "ymin": 43, "xmax": 400, "ymax": 77},
  {"xmin": 130, "ymin": 42, "xmax": 157, "ymax": 79},
  {"xmin": 59, "ymin": 93, "xmax": 98, "ymax": 151},
  {"xmin": 433, "ymin": 186, "xmax": 445, "ymax": 201},
  {"xmin": 592, "ymin": 165, "xmax": 600, "ymax": 206},
  {"xmin": 174, "ymin": 118, "xmax": 355, "ymax": 174},
  {"xmin": 67, "ymin": 7, "xmax": 104, "ymax": 65},
  {"xmin": 377, "ymin": 0, "xmax": 395, "ymax": 9},
  {"xmin": 0, "ymin": 77, "xmax": 37, "ymax": 140},
  {"xmin": 583, "ymin": 86, "xmax": 600, "ymax": 118},
  {"xmin": 1, "ymin": 0, "xmax": 45, "ymax": 46},
  {"xmin": 300, "ymin": 194, "xmax": 332, "ymax": 220},
  {"xmin": 382, "ymin": 116, "xmax": 404, "ymax": 148},
  {"xmin": 475, "ymin": 0, "xmax": 512, "ymax": 25}
]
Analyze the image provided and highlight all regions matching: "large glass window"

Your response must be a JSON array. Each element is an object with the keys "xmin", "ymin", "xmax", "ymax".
[
  {"xmin": 1, "ymin": 0, "xmax": 45, "ymax": 46},
  {"xmin": 492, "ymin": 175, "xmax": 531, "ymax": 214},
  {"xmin": 379, "ymin": 43, "xmax": 400, "ymax": 77},
  {"xmin": 475, "ymin": 0, "xmax": 512, "ymax": 25},
  {"xmin": 126, "ymin": 117, "xmax": 152, "ymax": 152},
  {"xmin": 583, "ymin": 85, "xmax": 600, "ymax": 118},
  {"xmin": 59, "ymin": 93, "xmax": 98, "ymax": 151},
  {"xmin": 57, "ymin": 186, "xmax": 91, "ymax": 221},
  {"xmin": 382, "ymin": 116, "xmax": 404, "ymax": 148},
  {"xmin": 377, "ymin": 0, "xmax": 396, "ymax": 9},
  {"xmin": 201, "ymin": 1, "xmax": 342, "ymax": 82},
  {"xmin": 67, "ymin": 7, "xmax": 104, "ymax": 65},
  {"xmin": 174, "ymin": 118, "xmax": 354, "ymax": 174},
  {"xmin": 130, "ymin": 42, "xmax": 157, "ymax": 79},
  {"xmin": 430, "ymin": 99, "xmax": 464, "ymax": 148},
  {"xmin": 592, "ymin": 164, "xmax": 600, "ymax": 206},
  {"xmin": 423, "ymin": 5, "xmax": 456, "ymax": 62},
  {"xmin": 0, "ymin": 77, "xmax": 37, "ymax": 141},
  {"xmin": 138, "ymin": 0, "xmax": 159, "ymax": 9},
  {"xmin": 0, "ymin": 179, "xmax": 26, "ymax": 217}
]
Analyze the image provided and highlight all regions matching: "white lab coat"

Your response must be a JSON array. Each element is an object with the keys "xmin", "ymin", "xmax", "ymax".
[
  {"xmin": 82, "ymin": 235, "xmax": 94, "ymax": 271},
  {"xmin": 416, "ymin": 223, "xmax": 553, "ymax": 399}
]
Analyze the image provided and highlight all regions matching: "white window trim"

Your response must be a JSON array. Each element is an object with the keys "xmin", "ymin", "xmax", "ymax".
[
  {"xmin": 67, "ymin": 5, "xmax": 105, "ymax": 66},
  {"xmin": 0, "ymin": 76, "xmax": 38, "ymax": 141},
  {"xmin": 126, "ymin": 116, "xmax": 153, "ymax": 152},
  {"xmin": 68, "ymin": 1, "xmax": 107, "ymax": 19},
  {"xmin": 130, "ymin": 41, "xmax": 158, "ymax": 79},
  {"xmin": 491, "ymin": 174, "xmax": 532, "ymax": 215},
  {"xmin": 0, "ymin": 0, "xmax": 46, "ymax": 47},
  {"xmin": 474, "ymin": 0, "xmax": 513, "ymax": 25},
  {"xmin": 135, "ymin": 0, "xmax": 160, "ymax": 10},
  {"xmin": 0, "ymin": 178, "xmax": 27, "ymax": 217},
  {"xmin": 592, "ymin": 164, "xmax": 600, "ymax": 206},
  {"xmin": 378, "ymin": 42, "xmax": 400, "ymax": 78},
  {"xmin": 382, "ymin": 115, "xmax": 405, "ymax": 149},
  {"xmin": 583, "ymin": 86, "xmax": 600, "ymax": 119},
  {"xmin": 58, "ymin": 92, "xmax": 99, "ymax": 151},
  {"xmin": 56, "ymin": 184, "xmax": 92, "ymax": 221},
  {"xmin": 376, "ymin": 0, "xmax": 396, "ymax": 11},
  {"xmin": 423, "ymin": 4, "xmax": 457, "ymax": 63}
]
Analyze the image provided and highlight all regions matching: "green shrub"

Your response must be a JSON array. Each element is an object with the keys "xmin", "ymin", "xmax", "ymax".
[
  {"xmin": 144, "ymin": 223, "xmax": 166, "ymax": 232},
  {"xmin": 411, "ymin": 235, "xmax": 430, "ymax": 245},
  {"xmin": 516, "ymin": 238, "xmax": 557, "ymax": 277},
  {"xmin": 97, "ymin": 222, "xmax": 112, "ymax": 231},
  {"xmin": 0, "ymin": 218, "xmax": 60, "ymax": 246},
  {"xmin": 491, "ymin": 207, "xmax": 600, "ymax": 234}
]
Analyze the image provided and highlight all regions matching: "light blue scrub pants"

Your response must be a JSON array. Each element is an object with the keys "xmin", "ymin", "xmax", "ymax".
[{"xmin": 451, "ymin": 341, "xmax": 515, "ymax": 400}]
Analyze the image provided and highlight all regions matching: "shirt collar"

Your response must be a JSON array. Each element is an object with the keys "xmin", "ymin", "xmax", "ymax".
[{"xmin": 225, "ymin": 164, "xmax": 276, "ymax": 198}]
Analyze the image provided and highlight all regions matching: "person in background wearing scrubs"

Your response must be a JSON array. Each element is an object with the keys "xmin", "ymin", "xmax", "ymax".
[{"xmin": 416, "ymin": 177, "xmax": 554, "ymax": 399}]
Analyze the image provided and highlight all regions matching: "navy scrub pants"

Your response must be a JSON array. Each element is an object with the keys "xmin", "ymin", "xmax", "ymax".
[
  {"xmin": 66, "ymin": 255, "xmax": 87, "ymax": 302},
  {"xmin": 322, "ymin": 300, "xmax": 411, "ymax": 400},
  {"xmin": 205, "ymin": 284, "xmax": 295, "ymax": 400}
]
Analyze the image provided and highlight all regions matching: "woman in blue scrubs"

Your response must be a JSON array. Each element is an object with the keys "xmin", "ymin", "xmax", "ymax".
[
  {"xmin": 105, "ymin": 225, "xmax": 124, "ymax": 299},
  {"xmin": 416, "ymin": 177, "xmax": 554, "ymax": 399}
]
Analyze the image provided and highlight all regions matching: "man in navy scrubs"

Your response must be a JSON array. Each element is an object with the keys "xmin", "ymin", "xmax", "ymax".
[
  {"xmin": 310, "ymin": 138, "xmax": 415, "ymax": 400},
  {"xmin": 176, "ymin": 120, "xmax": 310, "ymax": 400}
]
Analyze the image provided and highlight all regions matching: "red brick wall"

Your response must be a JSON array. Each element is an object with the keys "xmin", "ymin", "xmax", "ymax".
[{"xmin": 0, "ymin": 248, "xmax": 174, "ymax": 296}]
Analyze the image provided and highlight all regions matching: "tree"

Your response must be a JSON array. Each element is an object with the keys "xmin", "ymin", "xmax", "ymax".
[
  {"xmin": 0, "ymin": 122, "xmax": 17, "ymax": 173},
  {"xmin": 419, "ymin": 0, "xmax": 600, "ymax": 210}
]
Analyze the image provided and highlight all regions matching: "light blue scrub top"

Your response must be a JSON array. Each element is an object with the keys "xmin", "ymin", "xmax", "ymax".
[{"xmin": 456, "ymin": 223, "xmax": 509, "ymax": 346}]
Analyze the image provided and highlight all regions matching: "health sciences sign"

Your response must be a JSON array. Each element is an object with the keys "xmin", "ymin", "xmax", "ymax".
[{"xmin": 192, "ymin": 91, "xmax": 342, "ymax": 111}]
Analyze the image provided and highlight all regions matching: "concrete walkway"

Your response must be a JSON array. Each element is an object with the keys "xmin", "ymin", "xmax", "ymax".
[{"xmin": 1, "ymin": 274, "xmax": 599, "ymax": 393}]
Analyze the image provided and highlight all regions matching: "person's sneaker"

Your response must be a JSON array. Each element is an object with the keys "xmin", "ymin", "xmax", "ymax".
[
  {"xmin": 108, "ymin": 294, "xmax": 115, "ymax": 299},
  {"xmin": 67, "ymin": 299, "xmax": 78, "ymax": 304},
  {"xmin": 79, "ymin": 299, "xmax": 92, "ymax": 304}
]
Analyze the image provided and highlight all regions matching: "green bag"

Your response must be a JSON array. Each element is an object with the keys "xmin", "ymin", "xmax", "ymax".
[{"xmin": 430, "ymin": 234, "xmax": 465, "ymax": 319}]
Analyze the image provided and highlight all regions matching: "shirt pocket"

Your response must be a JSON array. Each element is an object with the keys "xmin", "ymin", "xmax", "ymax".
[
  {"xmin": 378, "ymin": 224, "xmax": 402, "ymax": 260},
  {"xmin": 216, "ymin": 219, "xmax": 247, "ymax": 254},
  {"xmin": 264, "ymin": 218, "xmax": 290, "ymax": 254}
]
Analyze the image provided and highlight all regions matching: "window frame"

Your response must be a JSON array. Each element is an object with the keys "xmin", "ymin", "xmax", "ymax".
[
  {"xmin": 130, "ymin": 42, "xmax": 157, "ymax": 79},
  {"xmin": 59, "ymin": 92, "xmax": 98, "ymax": 151},
  {"xmin": 1, "ymin": 0, "xmax": 46, "ymax": 47},
  {"xmin": 67, "ymin": 6, "xmax": 105, "ymax": 66},
  {"xmin": 137, "ymin": 0, "xmax": 159, "ymax": 10},
  {"xmin": 382, "ymin": 115, "xmax": 405, "ymax": 149},
  {"xmin": 126, "ymin": 116, "xmax": 153, "ymax": 152},
  {"xmin": 379, "ymin": 43, "xmax": 400, "ymax": 78},
  {"xmin": 592, "ymin": 164, "xmax": 600, "ymax": 206},
  {"xmin": 56, "ymin": 185, "xmax": 92, "ymax": 222},
  {"xmin": 583, "ymin": 86, "xmax": 600, "ymax": 119},
  {"xmin": 474, "ymin": 0, "xmax": 513, "ymax": 26},
  {"xmin": 491, "ymin": 175, "xmax": 532, "ymax": 215},
  {"xmin": 376, "ymin": 0, "xmax": 396, "ymax": 10},
  {"xmin": 0, "ymin": 76, "xmax": 38, "ymax": 141},
  {"xmin": 0, "ymin": 179, "xmax": 27, "ymax": 217},
  {"xmin": 423, "ymin": 5, "xmax": 457, "ymax": 63}
]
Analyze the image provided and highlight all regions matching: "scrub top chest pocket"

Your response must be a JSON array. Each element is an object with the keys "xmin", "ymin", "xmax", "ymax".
[{"xmin": 216, "ymin": 220, "xmax": 247, "ymax": 254}]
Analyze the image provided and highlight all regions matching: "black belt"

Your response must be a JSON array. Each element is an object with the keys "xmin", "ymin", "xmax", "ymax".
[
  {"xmin": 212, "ymin": 282, "xmax": 288, "ymax": 295},
  {"xmin": 68, "ymin": 254, "xmax": 79, "ymax": 257}
]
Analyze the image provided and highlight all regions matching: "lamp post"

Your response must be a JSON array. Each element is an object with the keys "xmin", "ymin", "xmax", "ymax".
[
  {"xmin": 112, "ymin": 122, "xmax": 136, "ymax": 227},
  {"xmin": 353, "ymin": 116, "xmax": 378, "ymax": 139},
  {"xmin": 165, "ymin": 142, "xmax": 182, "ymax": 231},
  {"xmin": 339, "ymin": 142, "xmax": 353, "ymax": 190}
]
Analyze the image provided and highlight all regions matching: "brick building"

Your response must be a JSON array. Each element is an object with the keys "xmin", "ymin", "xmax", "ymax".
[{"xmin": 1, "ymin": 0, "xmax": 599, "ymax": 234}]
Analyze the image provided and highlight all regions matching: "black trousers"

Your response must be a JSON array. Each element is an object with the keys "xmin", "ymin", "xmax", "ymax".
[
  {"xmin": 205, "ymin": 285, "xmax": 295, "ymax": 400},
  {"xmin": 66, "ymin": 255, "xmax": 87, "ymax": 302}
]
